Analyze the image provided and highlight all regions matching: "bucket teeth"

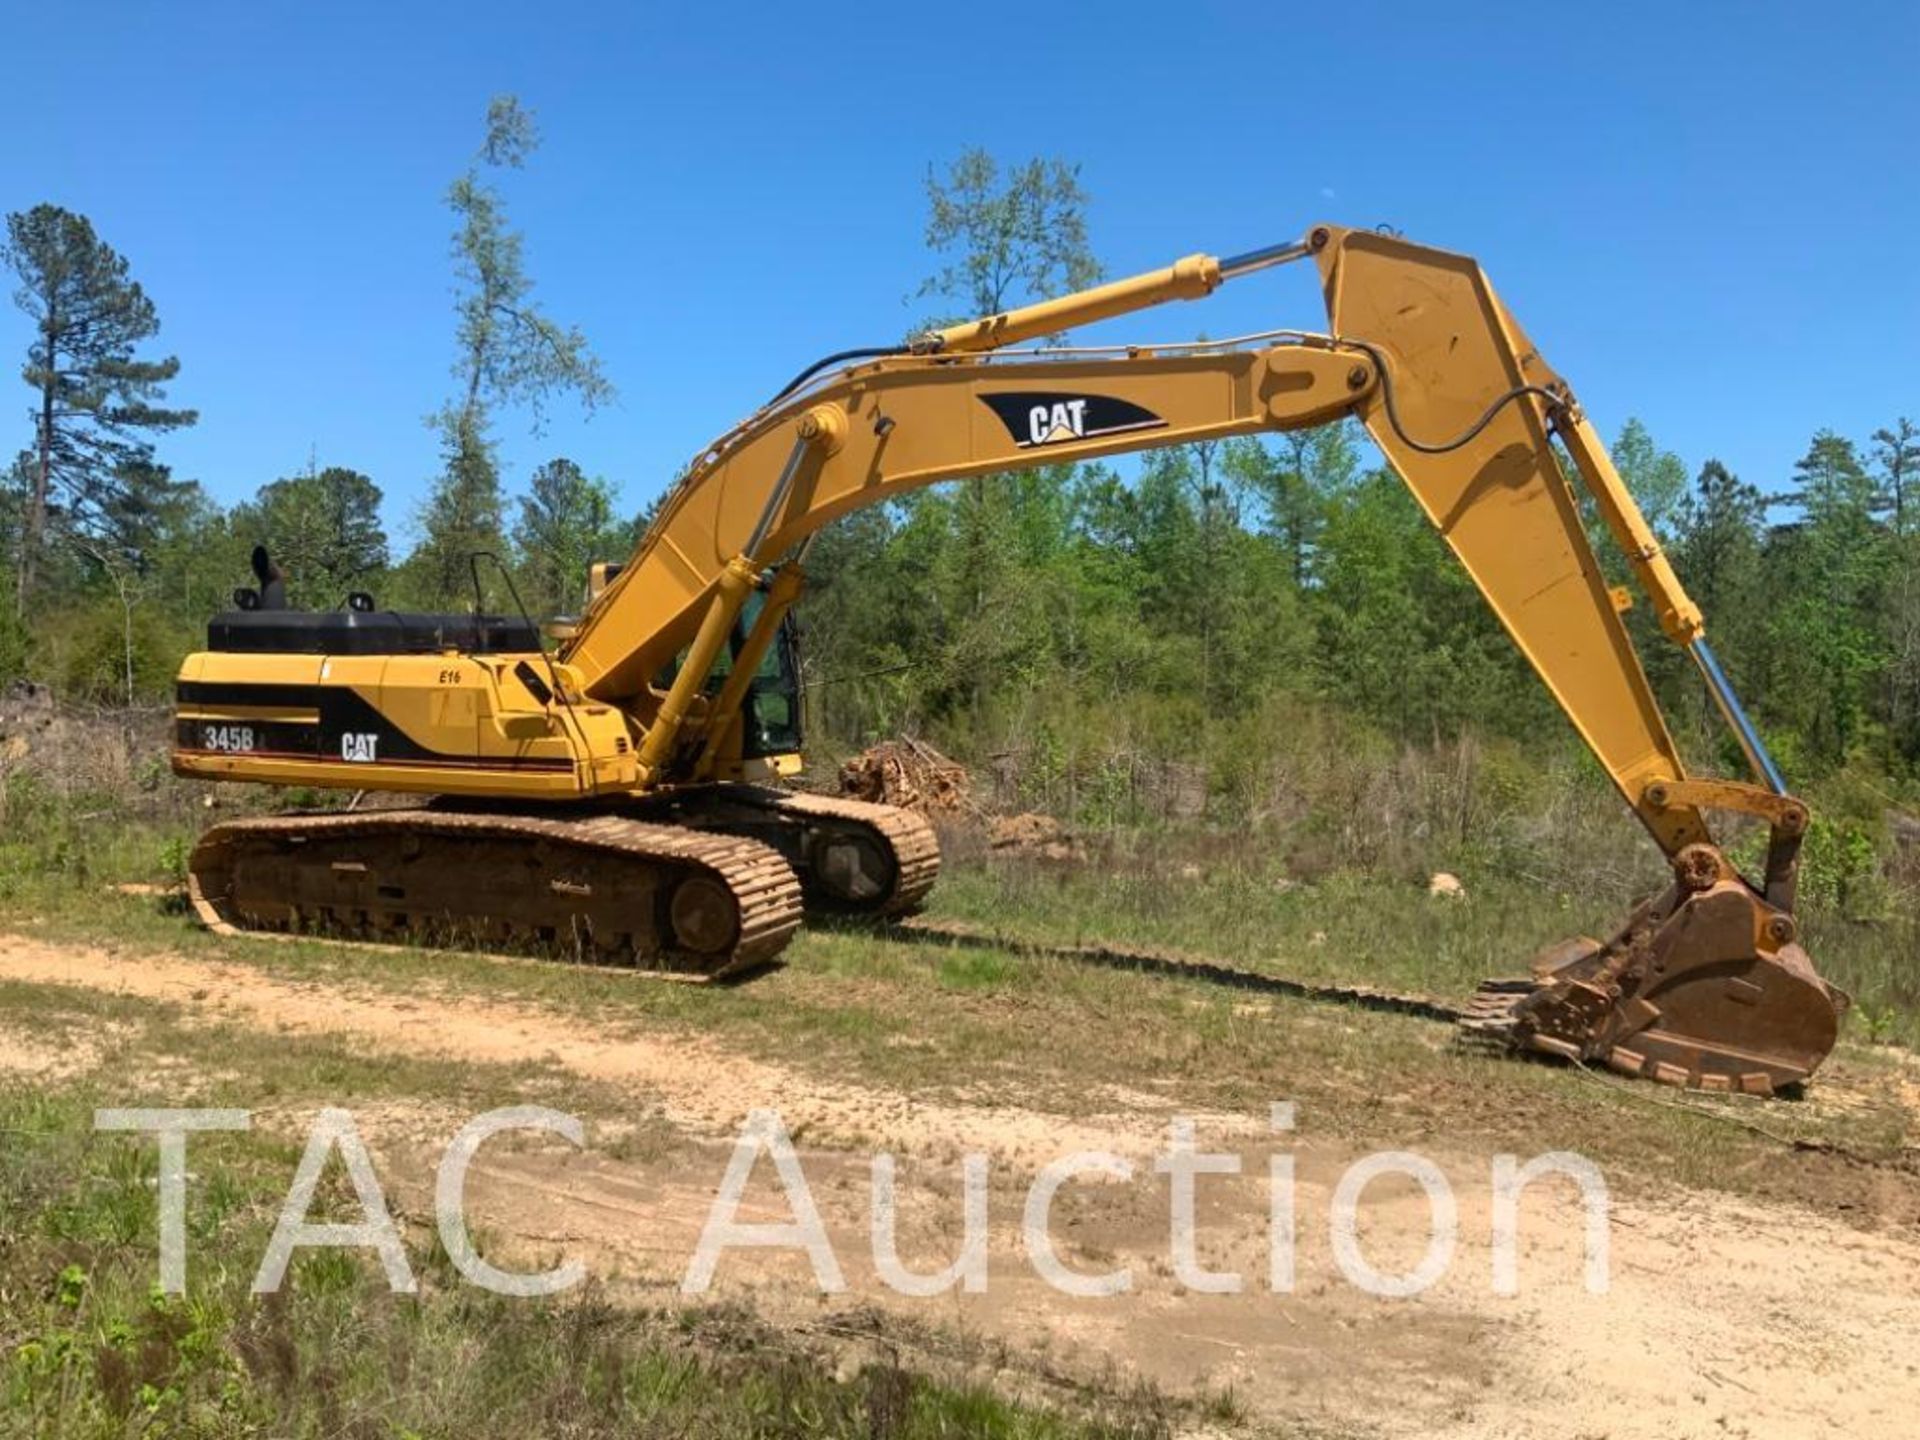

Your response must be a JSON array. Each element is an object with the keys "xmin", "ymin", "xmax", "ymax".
[{"xmin": 1453, "ymin": 978, "xmax": 1539, "ymax": 1058}]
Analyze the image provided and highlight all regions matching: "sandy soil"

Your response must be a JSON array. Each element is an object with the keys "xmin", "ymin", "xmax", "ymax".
[{"xmin": 3, "ymin": 933, "xmax": 1918, "ymax": 1439}]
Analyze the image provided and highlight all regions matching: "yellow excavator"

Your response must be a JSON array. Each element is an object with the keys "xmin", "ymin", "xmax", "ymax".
[{"xmin": 172, "ymin": 224, "xmax": 1847, "ymax": 1095}]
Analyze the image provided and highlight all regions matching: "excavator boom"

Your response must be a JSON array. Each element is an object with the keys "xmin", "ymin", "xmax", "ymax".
[{"xmin": 172, "ymin": 221, "xmax": 1846, "ymax": 1091}]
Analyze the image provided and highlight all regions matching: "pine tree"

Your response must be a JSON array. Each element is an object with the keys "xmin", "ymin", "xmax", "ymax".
[
  {"xmin": 1781, "ymin": 429, "xmax": 1879, "ymax": 521},
  {"xmin": 512, "ymin": 457, "xmax": 621, "ymax": 617},
  {"xmin": 1672, "ymin": 460, "xmax": 1769, "ymax": 754},
  {"xmin": 1764, "ymin": 431, "xmax": 1889, "ymax": 765},
  {"xmin": 1232, "ymin": 424, "xmax": 1362, "ymax": 588},
  {"xmin": 1872, "ymin": 418, "xmax": 1920, "ymax": 535},
  {"xmin": 3, "ymin": 204, "xmax": 197, "ymax": 612},
  {"xmin": 416, "ymin": 95, "xmax": 611, "ymax": 608},
  {"xmin": 1872, "ymin": 421, "xmax": 1920, "ymax": 757},
  {"xmin": 413, "ymin": 411, "xmax": 505, "ymax": 609}
]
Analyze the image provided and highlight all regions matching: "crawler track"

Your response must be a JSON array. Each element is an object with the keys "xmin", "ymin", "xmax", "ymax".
[
  {"xmin": 637, "ymin": 785, "xmax": 942, "ymax": 919},
  {"xmin": 181, "ymin": 808, "xmax": 1805, "ymax": 1094},
  {"xmin": 749, "ymin": 789, "xmax": 942, "ymax": 916},
  {"xmin": 182, "ymin": 802, "xmax": 1829, "ymax": 1096},
  {"xmin": 187, "ymin": 808, "xmax": 803, "ymax": 980}
]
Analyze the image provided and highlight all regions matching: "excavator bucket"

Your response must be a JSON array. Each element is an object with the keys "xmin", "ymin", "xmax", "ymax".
[{"xmin": 1460, "ymin": 845, "xmax": 1848, "ymax": 1094}]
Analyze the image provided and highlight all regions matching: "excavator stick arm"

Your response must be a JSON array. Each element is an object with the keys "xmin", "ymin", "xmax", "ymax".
[
  {"xmin": 1308, "ymin": 224, "xmax": 1710, "ymax": 856},
  {"xmin": 1302, "ymin": 224, "xmax": 1843, "ymax": 1090}
]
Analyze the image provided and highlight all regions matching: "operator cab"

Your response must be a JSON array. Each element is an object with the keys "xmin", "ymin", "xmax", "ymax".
[
  {"xmin": 731, "ymin": 598, "xmax": 804, "ymax": 759},
  {"xmin": 652, "ymin": 589, "xmax": 804, "ymax": 760}
]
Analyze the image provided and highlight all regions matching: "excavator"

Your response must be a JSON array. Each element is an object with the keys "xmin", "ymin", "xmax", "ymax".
[{"xmin": 171, "ymin": 223, "xmax": 1847, "ymax": 1095}]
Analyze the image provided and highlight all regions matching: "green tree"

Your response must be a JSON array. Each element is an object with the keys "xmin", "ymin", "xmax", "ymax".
[
  {"xmin": 414, "ymin": 95, "xmax": 612, "ymax": 607},
  {"xmin": 1232, "ymin": 424, "xmax": 1363, "ymax": 587},
  {"xmin": 1871, "ymin": 418, "xmax": 1919, "ymax": 535},
  {"xmin": 902, "ymin": 149, "xmax": 1100, "ymax": 723},
  {"xmin": 90, "ymin": 455, "xmax": 204, "ymax": 568},
  {"xmin": 1313, "ymin": 468, "xmax": 1545, "ymax": 742},
  {"xmin": 1673, "ymin": 459, "xmax": 1770, "ymax": 757},
  {"xmin": 1764, "ymin": 431, "xmax": 1889, "ymax": 766},
  {"xmin": 1780, "ymin": 428, "xmax": 1880, "ymax": 522},
  {"xmin": 512, "ymin": 457, "xmax": 622, "ymax": 617},
  {"xmin": 411, "ymin": 412, "xmax": 506, "ymax": 608},
  {"xmin": 1607, "ymin": 417, "xmax": 1689, "ymax": 537},
  {"xmin": 0, "ymin": 454, "xmax": 32, "ymax": 676},
  {"xmin": 1112, "ymin": 438, "xmax": 1313, "ymax": 716},
  {"xmin": 1870, "ymin": 421, "xmax": 1920, "ymax": 759},
  {"xmin": 786, "ymin": 505, "xmax": 913, "ymax": 739},
  {"xmin": 1592, "ymin": 418, "xmax": 1695, "ymax": 707},
  {"xmin": 918, "ymin": 150, "xmax": 1099, "ymax": 329},
  {"xmin": 3, "ymin": 204, "xmax": 197, "ymax": 612},
  {"xmin": 135, "ymin": 478, "xmax": 242, "ymax": 631},
  {"xmin": 232, "ymin": 466, "xmax": 388, "ymax": 608},
  {"xmin": 1133, "ymin": 441, "xmax": 1227, "ymax": 705},
  {"xmin": 1883, "ymin": 533, "xmax": 1920, "ymax": 767},
  {"xmin": 1676, "ymin": 461, "xmax": 1766, "ymax": 619}
]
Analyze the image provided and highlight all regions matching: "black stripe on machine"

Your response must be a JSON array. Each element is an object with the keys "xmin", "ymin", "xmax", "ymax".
[{"xmin": 173, "ymin": 682, "xmax": 573, "ymax": 771}]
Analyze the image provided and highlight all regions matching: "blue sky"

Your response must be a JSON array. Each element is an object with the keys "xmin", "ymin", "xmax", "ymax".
[{"xmin": 3, "ymin": 1, "xmax": 1915, "ymax": 541}]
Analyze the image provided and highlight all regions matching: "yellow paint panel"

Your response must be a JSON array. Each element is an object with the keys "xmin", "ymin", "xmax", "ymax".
[{"xmin": 1315, "ymin": 227, "xmax": 1704, "ymax": 851}]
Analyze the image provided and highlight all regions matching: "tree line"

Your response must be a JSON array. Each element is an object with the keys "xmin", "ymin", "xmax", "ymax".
[
  {"xmin": 1, "ymin": 96, "xmax": 621, "ymax": 699},
  {"xmin": 798, "ymin": 158, "xmax": 1920, "ymax": 802},
  {"xmin": 4, "ymin": 127, "xmax": 1916, "ymax": 811}
]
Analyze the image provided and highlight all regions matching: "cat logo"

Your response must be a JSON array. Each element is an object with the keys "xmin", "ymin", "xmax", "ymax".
[
  {"xmin": 1029, "ymin": 398, "xmax": 1089, "ymax": 445},
  {"xmin": 979, "ymin": 391, "xmax": 1169, "ymax": 450},
  {"xmin": 340, "ymin": 732, "xmax": 381, "ymax": 763}
]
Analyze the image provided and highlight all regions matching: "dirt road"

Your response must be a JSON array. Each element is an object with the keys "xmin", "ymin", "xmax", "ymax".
[{"xmin": 4, "ymin": 933, "xmax": 1917, "ymax": 1439}]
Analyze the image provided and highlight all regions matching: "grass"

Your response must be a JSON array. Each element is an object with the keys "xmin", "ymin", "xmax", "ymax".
[
  {"xmin": 931, "ymin": 844, "xmax": 1920, "ymax": 1047},
  {"xmin": 18, "ymin": 775, "xmax": 1913, "ymax": 1045},
  {"xmin": 0, "ymin": 1085, "xmax": 1179, "ymax": 1439},
  {"xmin": 2, "ymin": 787, "xmax": 1916, "ymax": 1217},
  {"xmin": 1, "ymin": 783, "xmax": 1916, "ymax": 1434},
  {"xmin": 0, "ymin": 892, "xmax": 1275, "ymax": 1438},
  {"xmin": 931, "ymin": 860, "xmax": 1622, "ymax": 999},
  {"xmin": 6, "ymin": 728, "xmax": 1919, "ymax": 1027},
  {"xmin": 0, "ymin": 976, "xmax": 1202, "ymax": 1440},
  {"xmin": 3, "ymin": 841, "xmax": 1914, "ymax": 1226}
]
